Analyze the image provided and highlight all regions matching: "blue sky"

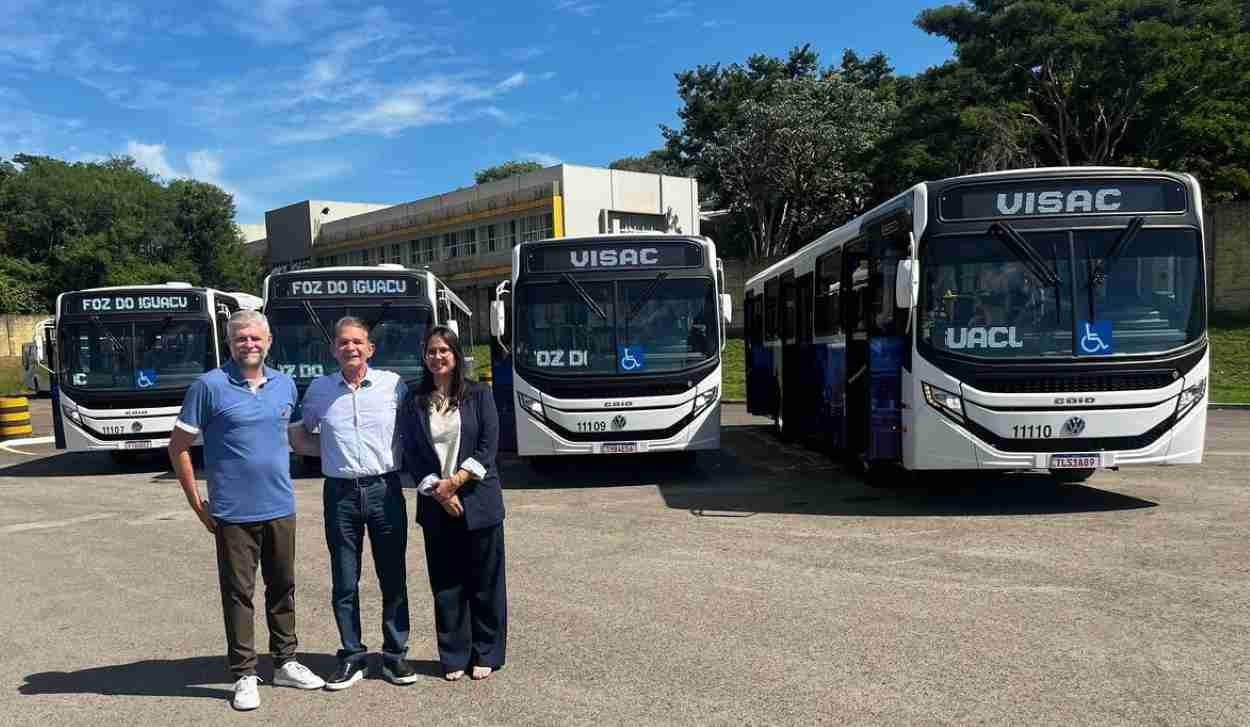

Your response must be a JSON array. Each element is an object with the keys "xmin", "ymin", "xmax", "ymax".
[{"xmin": 1, "ymin": 0, "xmax": 953, "ymax": 224}]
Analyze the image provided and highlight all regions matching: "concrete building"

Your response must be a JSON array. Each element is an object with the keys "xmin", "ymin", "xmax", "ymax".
[{"xmin": 254, "ymin": 164, "xmax": 701, "ymax": 338}]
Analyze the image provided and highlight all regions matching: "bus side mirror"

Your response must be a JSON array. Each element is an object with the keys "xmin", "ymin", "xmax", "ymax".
[
  {"xmin": 895, "ymin": 259, "xmax": 919, "ymax": 309},
  {"xmin": 447, "ymin": 319, "xmax": 460, "ymax": 337},
  {"xmin": 490, "ymin": 300, "xmax": 506, "ymax": 338},
  {"xmin": 720, "ymin": 293, "xmax": 733, "ymax": 324}
]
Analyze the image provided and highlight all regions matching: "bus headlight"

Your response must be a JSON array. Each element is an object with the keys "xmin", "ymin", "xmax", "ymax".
[
  {"xmin": 1176, "ymin": 377, "xmax": 1206, "ymax": 419},
  {"xmin": 922, "ymin": 382, "xmax": 964, "ymax": 422},
  {"xmin": 62, "ymin": 403, "xmax": 82, "ymax": 425},
  {"xmin": 693, "ymin": 386, "xmax": 719, "ymax": 416},
  {"xmin": 517, "ymin": 392, "xmax": 544, "ymax": 420}
]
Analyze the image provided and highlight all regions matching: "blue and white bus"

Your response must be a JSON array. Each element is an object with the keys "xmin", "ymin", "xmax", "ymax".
[
  {"xmin": 47, "ymin": 284, "xmax": 262, "ymax": 458},
  {"xmin": 262, "ymin": 264, "xmax": 473, "ymax": 393},
  {"xmin": 489, "ymin": 234, "xmax": 732, "ymax": 461},
  {"xmin": 745, "ymin": 167, "xmax": 1208, "ymax": 482}
]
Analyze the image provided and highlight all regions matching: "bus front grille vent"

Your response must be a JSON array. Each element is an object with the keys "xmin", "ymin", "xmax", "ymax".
[{"xmin": 974, "ymin": 372, "xmax": 1177, "ymax": 394}]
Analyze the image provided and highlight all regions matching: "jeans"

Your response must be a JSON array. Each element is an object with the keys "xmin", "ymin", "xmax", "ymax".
[{"xmin": 323, "ymin": 473, "xmax": 409, "ymax": 665}]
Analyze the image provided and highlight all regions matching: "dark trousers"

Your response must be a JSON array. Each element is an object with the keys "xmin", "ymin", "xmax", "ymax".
[
  {"xmin": 324, "ymin": 474, "xmax": 410, "ymax": 665},
  {"xmin": 213, "ymin": 515, "xmax": 298, "ymax": 678},
  {"xmin": 423, "ymin": 520, "xmax": 507, "ymax": 672}
]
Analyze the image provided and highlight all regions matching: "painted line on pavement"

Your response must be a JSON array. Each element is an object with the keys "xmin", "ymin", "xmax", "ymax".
[{"xmin": 0, "ymin": 513, "xmax": 115, "ymax": 534}]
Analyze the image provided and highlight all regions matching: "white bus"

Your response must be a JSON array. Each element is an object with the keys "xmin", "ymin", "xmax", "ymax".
[
  {"xmin": 262, "ymin": 264, "xmax": 473, "ymax": 393},
  {"xmin": 47, "ymin": 284, "xmax": 263, "ymax": 457},
  {"xmin": 489, "ymin": 234, "xmax": 732, "ymax": 461},
  {"xmin": 21, "ymin": 317, "xmax": 54, "ymax": 394},
  {"xmin": 745, "ymin": 167, "xmax": 1208, "ymax": 483}
]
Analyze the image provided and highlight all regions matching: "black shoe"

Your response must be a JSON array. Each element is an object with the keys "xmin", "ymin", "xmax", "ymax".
[
  {"xmin": 382, "ymin": 659, "xmax": 418, "ymax": 685},
  {"xmin": 324, "ymin": 660, "xmax": 367, "ymax": 691}
]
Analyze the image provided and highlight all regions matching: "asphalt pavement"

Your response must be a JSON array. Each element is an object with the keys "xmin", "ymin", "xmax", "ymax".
[{"xmin": 1, "ymin": 400, "xmax": 1247, "ymax": 726}]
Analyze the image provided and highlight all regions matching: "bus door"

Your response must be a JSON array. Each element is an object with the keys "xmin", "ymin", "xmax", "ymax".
[
  {"xmin": 842, "ymin": 242, "xmax": 870, "ymax": 461},
  {"xmin": 791, "ymin": 271, "xmax": 817, "ymax": 439},
  {"xmin": 862, "ymin": 209, "xmax": 912, "ymax": 464},
  {"xmin": 489, "ymin": 281, "xmax": 517, "ymax": 452},
  {"xmin": 778, "ymin": 271, "xmax": 797, "ymax": 437},
  {"xmin": 44, "ymin": 325, "xmax": 65, "ymax": 449}
]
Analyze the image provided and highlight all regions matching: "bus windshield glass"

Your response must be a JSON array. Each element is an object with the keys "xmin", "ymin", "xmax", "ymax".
[
  {"xmin": 515, "ymin": 277, "xmax": 718, "ymax": 374},
  {"xmin": 919, "ymin": 227, "xmax": 1204, "ymax": 357},
  {"xmin": 59, "ymin": 318, "xmax": 213, "ymax": 391},
  {"xmin": 266, "ymin": 304, "xmax": 433, "ymax": 383}
]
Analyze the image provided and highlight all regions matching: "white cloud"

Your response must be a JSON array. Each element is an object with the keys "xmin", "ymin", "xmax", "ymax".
[
  {"xmin": 520, "ymin": 152, "xmax": 562, "ymax": 167},
  {"xmin": 123, "ymin": 141, "xmax": 255, "ymax": 213},
  {"xmin": 498, "ymin": 72, "xmax": 528, "ymax": 90},
  {"xmin": 125, "ymin": 141, "xmax": 179, "ymax": 179},
  {"xmin": 554, "ymin": 0, "xmax": 601, "ymax": 17},
  {"xmin": 648, "ymin": 1, "xmax": 694, "ymax": 22}
]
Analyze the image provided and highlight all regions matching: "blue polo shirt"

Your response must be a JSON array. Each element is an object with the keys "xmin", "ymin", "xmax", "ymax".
[{"xmin": 175, "ymin": 361, "xmax": 298, "ymax": 523}]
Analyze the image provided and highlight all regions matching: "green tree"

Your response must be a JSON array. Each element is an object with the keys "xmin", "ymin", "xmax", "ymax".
[
  {"xmin": 706, "ymin": 77, "xmax": 894, "ymax": 257},
  {"xmin": 608, "ymin": 150, "xmax": 685, "ymax": 175},
  {"xmin": 169, "ymin": 179, "xmax": 261, "ymax": 293},
  {"xmin": 473, "ymin": 160, "xmax": 544, "ymax": 185}
]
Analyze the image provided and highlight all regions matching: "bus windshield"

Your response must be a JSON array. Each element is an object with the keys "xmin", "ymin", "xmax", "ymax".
[
  {"xmin": 515, "ymin": 277, "xmax": 718, "ymax": 374},
  {"xmin": 59, "ymin": 317, "xmax": 214, "ymax": 391},
  {"xmin": 266, "ymin": 304, "xmax": 433, "ymax": 383},
  {"xmin": 919, "ymin": 227, "xmax": 1204, "ymax": 358}
]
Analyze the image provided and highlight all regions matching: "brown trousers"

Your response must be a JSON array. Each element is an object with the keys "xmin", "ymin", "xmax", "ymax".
[{"xmin": 213, "ymin": 515, "xmax": 299, "ymax": 678}]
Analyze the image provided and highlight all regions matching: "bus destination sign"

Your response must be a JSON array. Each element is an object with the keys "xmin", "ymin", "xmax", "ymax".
[
  {"xmin": 939, "ymin": 179, "xmax": 1187, "ymax": 221},
  {"xmin": 72, "ymin": 292, "xmax": 202, "ymax": 314},
  {"xmin": 277, "ymin": 275, "xmax": 422, "ymax": 299},
  {"xmin": 527, "ymin": 242, "xmax": 702, "ymax": 273}
]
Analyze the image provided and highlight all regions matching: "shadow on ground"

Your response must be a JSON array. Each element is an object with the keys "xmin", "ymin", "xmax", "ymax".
[
  {"xmin": 19, "ymin": 653, "xmax": 443, "ymax": 701},
  {"xmin": 0, "ymin": 450, "xmax": 178, "ymax": 479}
]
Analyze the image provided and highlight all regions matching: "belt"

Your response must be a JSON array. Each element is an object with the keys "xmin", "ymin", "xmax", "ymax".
[{"xmin": 326, "ymin": 473, "xmax": 397, "ymax": 487}]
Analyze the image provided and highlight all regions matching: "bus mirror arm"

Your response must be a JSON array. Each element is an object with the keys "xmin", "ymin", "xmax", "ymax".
[
  {"xmin": 490, "ymin": 300, "xmax": 506, "ymax": 339},
  {"xmin": 895, "ymin": 258, "xmax": 919, "ymax": 309}
]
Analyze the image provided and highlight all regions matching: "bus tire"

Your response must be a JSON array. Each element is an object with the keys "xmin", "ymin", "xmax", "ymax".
[{"xmin": 1049, "ymin": 468, "xmax": 1095, "ymax": 484}]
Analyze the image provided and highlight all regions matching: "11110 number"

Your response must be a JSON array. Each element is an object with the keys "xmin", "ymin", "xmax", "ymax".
[{"xmin": 1012, "ymin": 424, "xmax": 1053, "ymax": 438}]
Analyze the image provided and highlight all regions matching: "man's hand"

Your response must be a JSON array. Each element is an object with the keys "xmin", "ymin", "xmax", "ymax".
[{"xmin": 192, "ymin": 498, "xmax": 216, "ymax": 533}]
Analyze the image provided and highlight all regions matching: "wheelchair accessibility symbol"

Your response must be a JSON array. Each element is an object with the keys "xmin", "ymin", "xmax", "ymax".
[
  {"xmin": 135, "ymin": 368, "xmax": 157, "ymax": 388},
  {"xmin": 618, "ymin": 345, "xmax": 646, "ymax": 372},
  {"xmin": 1076, "ymin": 320, "xmax": 1113, "ymax": 356}
]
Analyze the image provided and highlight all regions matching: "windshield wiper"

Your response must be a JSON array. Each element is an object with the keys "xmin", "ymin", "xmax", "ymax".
[
  {"xmin": 559, "ymin": 274, "xmax": 607, "ymax": 321},
  {"xmin": 89, "ymin": 316, "xmax": 131, "ymax": 364},
  {"xmin": 301, "ymin": 301, "xmax": 333, "ymax": 345},
  {"xmin": 625, "ymin": 272, "xmax": 670, "ymax": 321},
  {"xmin": 364, "ymin": 302, "xmax": 392, "ymax": 333},
  {"xmin": 1089, "ymin": 216, "xmax": 1145, "ymax": 287},
  {"xmin": 988, "ymin": 222, "xmax": 1061, "ymax": 287}
]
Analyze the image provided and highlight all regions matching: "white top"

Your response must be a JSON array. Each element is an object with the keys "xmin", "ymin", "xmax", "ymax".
[{"xmin": 429, "ymin": 403, "xmax": 462, "ymax": 481}]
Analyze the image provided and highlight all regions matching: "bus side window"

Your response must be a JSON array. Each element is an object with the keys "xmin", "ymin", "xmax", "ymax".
[
  {"xmin": 764, "ymin": 277, "xmax": 780, "ymax": 342},
  {"xmin": 780, "ymin": 271, "xmax": 796, "ymax": 343},
  {"xmin": 815, "ymin": 249, "xmax": 842, "ymax": 337},
  {"xmin": 797, "ymin": 272, "xmax": 813, "ymax": 344}
]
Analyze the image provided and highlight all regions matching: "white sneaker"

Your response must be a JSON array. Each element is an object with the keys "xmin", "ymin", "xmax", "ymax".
[
  {"xmin": 273, "ymin": 660, "xmax": 327, "ymax": 690},
  {"xmin": 232, "ymin": 675, "xmax": 261, "ymax": 710}
]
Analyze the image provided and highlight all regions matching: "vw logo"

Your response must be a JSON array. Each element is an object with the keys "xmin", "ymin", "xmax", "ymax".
[
  {"xmin": 131, "ymin": 421, "xmax": 143, "ymax": 433},
  {"xmin": 1061, "ymin": 417, "xmax": 1086, "ymax": 437},
  {"xmin": 611, "ymin": 415, "xmax": 626, "ymax": 431}
]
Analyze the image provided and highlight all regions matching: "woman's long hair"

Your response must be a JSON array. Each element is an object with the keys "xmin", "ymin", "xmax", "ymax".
[{"xmin": 409, "ymin": 325, "xmax": 471, "ymax": 413}]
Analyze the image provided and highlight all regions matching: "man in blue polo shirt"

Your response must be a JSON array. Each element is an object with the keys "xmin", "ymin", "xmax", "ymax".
[
  {"xmin": 168, "ymin": 309, "xmax": 325, "ymax": 711},
  {"xmin": 288, "ymin": 315, "xmax": 416, "ymax": 690}
]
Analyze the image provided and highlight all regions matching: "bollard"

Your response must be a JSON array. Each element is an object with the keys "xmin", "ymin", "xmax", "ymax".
[{"xmin": 0, "ymin": 396, "xmax": 33, "ymax": 440}]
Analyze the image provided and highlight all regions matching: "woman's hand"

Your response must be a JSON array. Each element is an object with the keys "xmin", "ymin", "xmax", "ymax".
[
  {"xmin": 432, "ymin": 477, "xmax": 458, "ymax": 501},
  {"xmin": 440, "ymin": 494, "xmax": 464, "ymax": 517}
]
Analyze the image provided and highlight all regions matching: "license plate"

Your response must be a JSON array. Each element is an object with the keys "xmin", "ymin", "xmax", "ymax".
[
  {"xmin": 1050, "ymin": 453, "xmax": 1099, "ymax": 469},
  {"xmin": 601, "ymin": 442, "xmax": 638, "ymax": 454},
  {"xmin": 122, "ymin": 440, "xmax": 153, "ymax": 450}
]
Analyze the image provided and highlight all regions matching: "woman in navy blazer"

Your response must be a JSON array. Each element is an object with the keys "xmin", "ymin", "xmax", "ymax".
[{"xmin": 399, "ymin": 325, "xmax": 507, "ymax": 681}]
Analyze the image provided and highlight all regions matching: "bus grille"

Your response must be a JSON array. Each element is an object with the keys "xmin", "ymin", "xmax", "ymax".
[{"xmin": 973, "ymin": 371, "xmax": 1177, "ymax": 394}]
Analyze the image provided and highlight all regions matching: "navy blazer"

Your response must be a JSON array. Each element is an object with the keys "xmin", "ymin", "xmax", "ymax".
[{"xmin": 400, "ymin": 382, "xmax": 505, "ymax": 532}]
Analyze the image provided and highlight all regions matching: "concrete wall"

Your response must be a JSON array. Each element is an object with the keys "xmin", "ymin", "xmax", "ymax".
[
  {"xmin": 0, "ymin": 314, "xmax": 52, "ymax": 359},
  {"xmin": 1207, "ymin": 201, "xmax": 1250, "ymax": 315},
  {"xmin": 559, "ymin": 165, "xmax": 699, "ymax": 236}
]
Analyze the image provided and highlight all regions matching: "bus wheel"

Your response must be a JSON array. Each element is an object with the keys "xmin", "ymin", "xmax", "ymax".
[{"xmin": 1049, "ymin": 468, "xmax": 1095, "ymax": 484}]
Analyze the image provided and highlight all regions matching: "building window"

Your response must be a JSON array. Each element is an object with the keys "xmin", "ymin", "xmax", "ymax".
[
  {"xmin": 444, "ymin": 231, "xmax": 458, "ymax": 259},
  {"xmin": 508, "ymin": 220, "xmax": 518, "ymax": 247},
  {"xmin": 520, "ymin": 212, "xmax": 553, "ymax": 242},
  {"xmin": 388, "ymin": 243, "xmax": 401, "ymax": 265},
  {"xmin": 464, "ymin": 227, "xmax": 477, "ymax": 257}
]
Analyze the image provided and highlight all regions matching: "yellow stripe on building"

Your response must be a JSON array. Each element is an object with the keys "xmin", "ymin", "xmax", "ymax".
[{"xmin": 552, "ymin": 194, "xmax": 565, "ymax": 238}]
